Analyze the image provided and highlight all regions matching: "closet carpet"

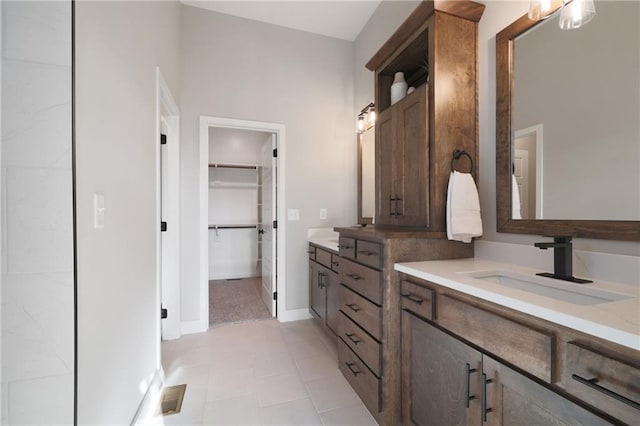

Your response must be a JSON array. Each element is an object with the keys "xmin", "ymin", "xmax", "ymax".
[{"xmin": 209, "ymin": 277, "xmax": 271, "ymax": 326}]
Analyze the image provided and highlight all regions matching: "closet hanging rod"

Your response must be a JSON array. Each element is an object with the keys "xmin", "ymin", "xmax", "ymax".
[
  {"xmin": 208, "ymin": 163, "xmax": 258, "ymax": 170},
  {"xmin": 208, "ymin": 225, "xmax": 258, "ymax": 230}
]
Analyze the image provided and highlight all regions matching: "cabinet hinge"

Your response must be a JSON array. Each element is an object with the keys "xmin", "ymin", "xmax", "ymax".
[
  {"xmin": 273, "ymin": 148, "xmax": 277, "ymax": 158},
  {"xmin": 273, "ymin": 292, "xmax": 278, "ymax": 301},
  {"xmin": 160, "ymin": 134, "xmax": 167, "ymax": 145}
]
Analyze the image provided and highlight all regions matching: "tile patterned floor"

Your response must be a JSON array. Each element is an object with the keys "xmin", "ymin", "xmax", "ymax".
[{"xmin": 153, "ymin": 319, "xmax": 378, "ymax": 426}]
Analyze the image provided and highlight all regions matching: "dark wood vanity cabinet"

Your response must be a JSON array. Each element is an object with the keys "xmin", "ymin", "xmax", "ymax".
[
  {"xmin": 368, "ymin": 2, "xmax": 484, "ymax": 230},
  {"xmin": 376, "ymin": 86, "xmax": 428, "ymax": 227},
  {"xmin": 308, "ymin": 243, "xmax": 340, "ymax": 336},
  {"xmin": 335, "ymin": 227, "xmax": 473, "ymax": 425},
  {"xmin": 399, "ymin": 274, "xmax": 639, "ymax": 426}
]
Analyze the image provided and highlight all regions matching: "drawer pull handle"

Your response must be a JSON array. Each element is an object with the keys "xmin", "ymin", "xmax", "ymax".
[
  {"xmin": 346, "ymin": 303, "xmax": 361, "ymax": 313},
  {"xmin": 345, "ymin": 332, "xmax": 361, "ymax": 345},
  {"xmin": 345, "ymin": 362, "xmax": 361, "ymax": 376},
  {"xmin": 332, "ymin": 261, "xmax": 340, "ymax": 267},
  {"xmin": 572, "ymin": 374, "xmax": 640, "ymax": 411},
  {"xmin": 307, "ymin": 250, "xmax": 315, "ymax": 254},
  {"xmin": 482, "ymin": 373, "xmax": 493, "ymax": 422},
  {"xmin": 340, "ymin": 245, "xmax": 352, "ymax": 249},
  {"xmin": 347, "ymin": 274, "xmax": 362, "ymax": 281},
  {"xmin": 358, "ymin": 250, "xmax": 376, "ymax": 256},
  {"xmin": 465, "ymin": 363, "xmax": 477, "ymax": 408},
  {"xmin": 401, "ymin": 293, "xmax": 424, "ymax": 305}
]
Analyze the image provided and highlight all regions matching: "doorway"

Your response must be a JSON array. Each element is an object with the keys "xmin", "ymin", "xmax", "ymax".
[{"xmin": 199, "ymin": 116, "xmax": 284, "ymax": 328}]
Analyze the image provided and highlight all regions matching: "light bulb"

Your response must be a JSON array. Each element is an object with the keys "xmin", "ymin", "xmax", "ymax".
[
  {"xmin": 367, "ymin": 107, "xmax": 376, "ymax": 126},
  {"xmin": 559, "ymin": 0, "xmax": 596, "ymax": 29},
  {"xmin": 528, "ymin": 0, "xmax": 564, "ymax": 20},
  {"xmin": 357, "ymin": 114, "xmax": 365, "ymax": 132}
]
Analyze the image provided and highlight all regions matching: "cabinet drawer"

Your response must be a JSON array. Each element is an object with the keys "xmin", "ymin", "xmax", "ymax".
[
  {"xmin": 400, "ymin": 280, "xmax": 435, "ymax": 320},
  {"xmin": 330, "ymin": 254, "xmax": 341, "ymax": 272},
  {"xmin": 339, "ymin": 237, "xmax": 356, "ymax": 260},
  {"xmin": 339, "ymin": 313, "xmax": 381, "ymax": 377},
  {"xmin": 355, "ymin": 240, "xmax": 382, "ymax": 269},
  {"xmin": 339, "ymin": 257, "xmax": 382, "ymax": 305},
  {"xmin": 338, "ymin": 338, "xmax": 381, "ymax": 414},
  {"xmin": 315, "ymin": 247, "xmax": 332, "ymax": 269},
  {"xmin": 563, "ymin": 342, "xmax": 640, "ymax": 425},
  {"xmin": 438, "ymin": 294, "xmax": 554, "ymax": 382},
  {"xmin": 340, "ymin": 285, "xmax": 381, "ymax": 341},
  {"xmin": 307, "ymin": 245, "xmax": 316, "ymax": 260}
]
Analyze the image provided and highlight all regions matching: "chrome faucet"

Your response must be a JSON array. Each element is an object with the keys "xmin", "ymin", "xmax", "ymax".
[{"xmin": 534, "ymin": 237, "xmax": 592, "ymax": 284}]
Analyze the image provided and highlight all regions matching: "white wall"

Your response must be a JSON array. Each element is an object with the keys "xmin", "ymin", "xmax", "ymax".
[
  {"xmin": 179, "ymin": 5, "xmax": 355, "ymax": 322},
  {"xmin": 75, "ymin": 1, "xmax": 180, "ymax": 423},
  {"xmin": 209, "ymin": 127, "xmax": 270, "ymax": 165},
  {"xmin": 354, "ymin": 1, "xmax": 421, "ymax": 111},
  {"xmin": 1, "ymin": 1, "xmax": 74, "ymax": 424},
  {"xmin": 477, "ymin": 1, "xmax": 639, "ymax": 256}
]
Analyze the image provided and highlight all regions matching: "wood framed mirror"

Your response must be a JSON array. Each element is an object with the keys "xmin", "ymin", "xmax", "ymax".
[
  {"xmin": 496, "ymin": 3, "xmax": 640, "ymax": 241},
  {"xmin": 358, "ymin": 126, "xmax": 375, "ymax": 225}
]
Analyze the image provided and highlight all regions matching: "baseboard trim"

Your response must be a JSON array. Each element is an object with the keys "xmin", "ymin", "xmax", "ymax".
[
  {"xmin": 130, "ymin": 368, "xmax": 164, "ymax": 425},
  {"xmin": 278, "ymin": 308, "xmax": 313, "ymax": 323},
  {"xmin": 181, "ymin": 319, "xmax": 208, "ymax": 335}
]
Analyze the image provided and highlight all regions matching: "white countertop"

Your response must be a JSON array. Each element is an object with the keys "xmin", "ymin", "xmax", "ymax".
[
  {"xmin": 307, "ymin": 228, "xmax": 339, "ymax": 252},
  {"xmin": 395, "ymin": 258, "xmax": 640, "ymax": 351}
]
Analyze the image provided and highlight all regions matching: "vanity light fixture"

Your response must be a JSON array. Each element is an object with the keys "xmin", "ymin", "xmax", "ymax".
[
  {"xmin": 357, "ymin": 113, "xmax": 365, "ymax": 133},
  {"xmin": 559, "ymin": 0, "xmax": 596, "ymax": 29},
  {"xmin": 528, "ymin": 0, "xmax": 596, "ymax": 29},
  {"xmin": 356, "ymin": 102, "xmax": 375, "ymax": 133},
  {"xmin": 367, "ymin": 104, "xmax": 376, "ymax": 127},
  {"xmin": 528, "ymin": 0, "xmax": 564, "ymax": 20}
]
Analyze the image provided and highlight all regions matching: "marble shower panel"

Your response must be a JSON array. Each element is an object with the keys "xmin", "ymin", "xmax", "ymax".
[{"xmin": 1, "ymin": 1, "xmax": 74, "ymax": 424}]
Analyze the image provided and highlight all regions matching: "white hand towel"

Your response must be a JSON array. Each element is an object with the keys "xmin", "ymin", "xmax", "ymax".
[
  {"xmin": 447, "ymin": 171, "xmax": 483, "ymax": 243},
  {"xmin": 511, "ymin": 174, "xmax": 522, "ymax": 219}
]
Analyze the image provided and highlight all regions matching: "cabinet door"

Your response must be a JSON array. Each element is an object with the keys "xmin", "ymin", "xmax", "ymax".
[
  {"xmin": 483, "ymin": 356, "xmax": 610, "ymax": 426},
  {"xmin": 395, "ymin": 85, "xmax": 429, "ymax": 227},
  {"xmin": 309, "ymin": 261, "xmax": 325, "ymax": 320},
  {"xmin": 325, "ymin": 270, "xmax": 339, "ymax": 335},
  {"xmin": 401, "ymin": 310, "xmax": 482, "ymax": 426},
  {"xmin": 375, "ymin": 107, "xmax": 395, "ymax": 225}
]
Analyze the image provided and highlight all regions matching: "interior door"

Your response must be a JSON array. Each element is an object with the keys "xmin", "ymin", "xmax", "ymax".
[{"xmin": 261, "ymin": 134, "xmax": 277, "ymax": 316}]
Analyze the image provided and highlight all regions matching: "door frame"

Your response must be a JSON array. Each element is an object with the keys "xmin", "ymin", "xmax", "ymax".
[
  {"xmin": 199, "ymin": 116, "xmax": 286, "ymax": 329},
  {"xmin": 155, "ymin": 68, "xmax": 181, "ymax": 347},
  {"xmin": 514, "ymin": 124, "xmax": 543, "ymax": 219}
]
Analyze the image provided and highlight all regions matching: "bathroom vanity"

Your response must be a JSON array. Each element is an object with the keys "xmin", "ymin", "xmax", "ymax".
[{"xmin": 395, "ymin": 259, "xmax": 639, "ymax": 425}]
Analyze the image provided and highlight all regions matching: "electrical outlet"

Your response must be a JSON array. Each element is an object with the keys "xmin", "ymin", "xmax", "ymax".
[{"xmin": 320, "ymin": 208, "xmax": 327, "ymax": 220}]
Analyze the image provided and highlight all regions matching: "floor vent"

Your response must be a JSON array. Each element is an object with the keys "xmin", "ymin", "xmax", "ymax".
[{"xmin": 156, "ymin": 384, "xmax": 186, "ymax": 416}]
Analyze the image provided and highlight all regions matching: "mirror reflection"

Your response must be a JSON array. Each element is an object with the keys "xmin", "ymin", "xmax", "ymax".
[
  {"xmin": 511, "ymin": 1, "xmax": 639, "ymax": 221},
  {"xmin": 359, "ymin": 127, "xmax": 375, "ymax": 224}
]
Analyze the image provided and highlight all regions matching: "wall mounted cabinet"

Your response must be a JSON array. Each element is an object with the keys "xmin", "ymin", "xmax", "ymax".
[{"xmin": 367, "ymin": 1, "xmax": 484, "ymax": 230}]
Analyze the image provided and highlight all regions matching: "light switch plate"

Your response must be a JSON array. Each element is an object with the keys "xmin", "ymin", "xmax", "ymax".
[
  {"xmin": 320, "ymin": 208, "xmax": 327, "ymax": 220},
  {"xmin": 94, "ymin": 193, "xmax": 105, "ymax": 228},
  {"xmin": 287, "ymin": 209, "xmax": 300, "ymax": 221}
]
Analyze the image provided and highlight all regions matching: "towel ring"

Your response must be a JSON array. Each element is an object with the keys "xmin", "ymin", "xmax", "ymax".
[{"xmin": 451, "ymin": 149, "xmax": 474, "ymax": 174}]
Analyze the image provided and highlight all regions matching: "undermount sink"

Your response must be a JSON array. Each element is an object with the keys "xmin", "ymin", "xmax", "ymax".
[{"xmin": 459, "ymin": 270, "xmax": 632, "ymax": 306}]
